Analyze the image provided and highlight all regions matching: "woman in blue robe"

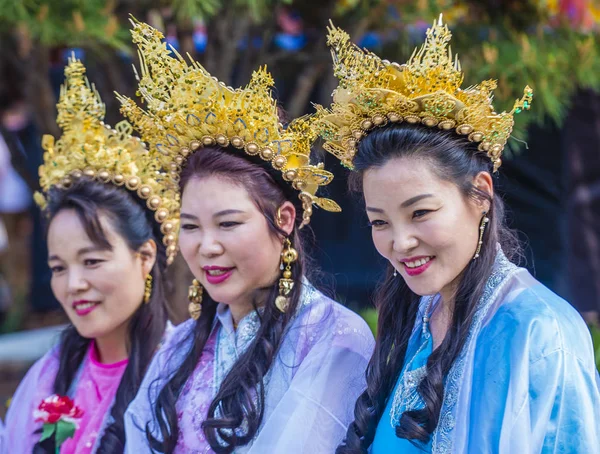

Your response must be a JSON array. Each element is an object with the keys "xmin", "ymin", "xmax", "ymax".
[{"xmin": 315, "ymin": 17, "xmax": 600, "ymax": 454}]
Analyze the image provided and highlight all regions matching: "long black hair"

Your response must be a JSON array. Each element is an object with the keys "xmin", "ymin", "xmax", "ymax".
[
  {"xmin": 337, "ymin": 123, "xmax": 520, "ymax": 453},
  {"xmin": 34, "ymin": 178, "xmax": 169, "ymax": 453},
  {"xmin": 147, "ymin": 147, "xmax": 312, "ymax": 453}
]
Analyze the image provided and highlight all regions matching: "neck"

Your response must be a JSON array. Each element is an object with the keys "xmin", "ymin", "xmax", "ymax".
[
  {"xmin": 429, "ymin": 292, "xmax": 454, "ymax": 349},
  {"xmin": 229, "ymin": 304, "xmax": 254, "ymax": 327},
  {"xmin": 94, "ymin": 323, "xmax": 129, "ymax": 364},
  {"xmin": 227, "ymin": 287, "xmax": 272, "ymax": 327}
]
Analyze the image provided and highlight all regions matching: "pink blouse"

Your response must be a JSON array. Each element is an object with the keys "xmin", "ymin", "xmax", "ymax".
[{"xmin": 5, "ymin": 341, "xmax": 128, "ymax": 453}]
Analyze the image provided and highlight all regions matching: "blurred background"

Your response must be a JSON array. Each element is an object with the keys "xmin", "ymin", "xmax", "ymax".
[{"xmin": 0, "ymin": 0, "xmax": 599, "ymax": 418}]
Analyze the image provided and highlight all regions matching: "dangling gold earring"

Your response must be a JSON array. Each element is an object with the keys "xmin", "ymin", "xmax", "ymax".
[
  {"xmin": 188, "ymin": 279, "xmax": 203, "ymax": 320},
  {"xmin": 144, "ymin": 274, "xmax": 153, "ymax": 304},
  {"xmin": 473, "ymin": 211, "xmax": 489, "ymax": 260},
  {"xmin": 275, "ymin": 238, "xmax": 298, "ymax": 313}
]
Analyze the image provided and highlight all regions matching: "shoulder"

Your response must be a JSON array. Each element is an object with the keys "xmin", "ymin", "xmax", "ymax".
[
  {"xmin": 162, "ymin": 318, "xmax": 196, "ymax": 349},
  {"xmin": 481, "ymin": 270, "xmax": 593, "ymax": 364},
  {"xmin": 5, "ymin": 346, "xmax": 60, "ymax": 428},
  {"xmin": 19, "ymin": 345, "xmax": 61, "ymax": 389},
  {"xmin": 152, "ymin": 318, "xmax": 197, "ymax": 370},
  {"xmin": 291, "ymin": 285, "xmax": 375, "ymax": 356}
]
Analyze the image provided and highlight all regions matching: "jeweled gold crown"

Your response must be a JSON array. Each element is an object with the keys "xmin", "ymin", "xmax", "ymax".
[
  {"xmin": 117, "ymin": 18, "xmax": 340, "ymax": 228},
  {"xmin": 315, "ymin": 15, "xmax": 533, "ymax": 171},
  {"xmin": 36, "ymin": 56, "xmax": 181, "ymax": 264}
]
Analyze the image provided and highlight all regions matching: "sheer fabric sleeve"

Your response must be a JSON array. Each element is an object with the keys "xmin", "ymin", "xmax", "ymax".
[
  {"xmin": 461, "ymin": 305, "xmax": 600, "ymax": 453},
  {"xmin": 247, "ymin": 307, "xmax": 375, "ymax": 453},
  {"xmin": 4, "ymin": 348, "xmax": 59, "ymax": 453},
  {"xmin": 124, "ymin": 320, "xmax": 195, "ymax": 453}
]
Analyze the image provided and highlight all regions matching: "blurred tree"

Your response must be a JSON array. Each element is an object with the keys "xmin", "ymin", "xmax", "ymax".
[{"xmin": 0, "ymin": 0, "xmax": 599, "ymax": 320}]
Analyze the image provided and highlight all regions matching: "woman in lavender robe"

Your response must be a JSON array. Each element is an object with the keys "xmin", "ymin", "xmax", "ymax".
[
  {"xmin": 124, "ymin": 147, "xmax": 375, "ymax": 453},
  {"xmin": 4, "ymin": 58, "xmax": 174, "ymax": 453}
]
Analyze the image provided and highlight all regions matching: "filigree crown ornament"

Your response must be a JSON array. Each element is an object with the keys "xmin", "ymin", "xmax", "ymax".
[
  {"xmin": 117, "ymin": 18, "xmax": 341, "ymax": 228},
  {"xmin": 36, "ymin": 56, "xmax": 181, "ymax": 264},
  {"xmin": 315, "ymin": 15, "xmax": 533, "ymax": 171}
]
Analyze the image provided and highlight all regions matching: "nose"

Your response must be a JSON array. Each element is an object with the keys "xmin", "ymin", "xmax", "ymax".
[
  {"xmin": 67, "ymin": 268, "xmax": 90, "ymax": 295},
  {"xmin": 392, "ymin": 225, "xmax": 419, "ymax": 255},
  {"xmin": 198, "ymin": 231, "xmax": 224, "ymax": 258}
]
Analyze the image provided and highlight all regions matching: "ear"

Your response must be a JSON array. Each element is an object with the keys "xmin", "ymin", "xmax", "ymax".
[
  {"xmin": 137, "ymin": 239, "xmax": 157, "ymax": 277},
  {"xmin": 473, "ymin": 171, "xmax": 494, "ymax": 211},
  {"xmin": 276, "ymin": 201, "xmax": 296, "ymax": 237}
]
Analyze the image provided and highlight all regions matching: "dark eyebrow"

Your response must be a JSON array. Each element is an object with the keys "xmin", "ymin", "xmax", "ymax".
[
  {"xmin": 214, "ymin": 209, "xmax": 244, "ymax": 218},
  {"xmin": 181, "ymin": 212, "xmax": 199, "ymax": 220},
  {"xmin": 365, "ymin": 206, "xmax": 384, "ymax": 213},
  {"xmin": 48, "ymin": 246, "xmax": 106, "ymax": 262},
  {"xmin": 400, "ymin": 194, "xmax": 434, "ymax": 208}
]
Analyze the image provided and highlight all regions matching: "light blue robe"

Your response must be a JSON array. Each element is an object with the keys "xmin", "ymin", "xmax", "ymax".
[{"xmin": 373, "ymin": 250, "xmax": 600, "ymax": 453}]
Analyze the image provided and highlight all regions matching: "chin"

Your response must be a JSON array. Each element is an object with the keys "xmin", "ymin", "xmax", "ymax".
[
  {"xmin": 72, "ymin": 325, "xmax": 102, "ymax": 340},
  {"xmin": 403, "ymin": 279, "xmax": 442, "ymax": 298},
  {"xmin": 204, "ymin": 287, "xmax": 240, "ymax": 306}
]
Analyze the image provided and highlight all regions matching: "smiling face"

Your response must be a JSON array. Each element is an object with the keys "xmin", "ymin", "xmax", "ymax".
[
  {"xmin": 179, "ymin": 175, "xmax": 292, "ymax": 312},
  {"xmin": 363, "ymin": 157, "xmax": 489, "ymax": 301},
  {"xmin": 47, "ymin": 209, "xmax": 150, "ymax": 341}
]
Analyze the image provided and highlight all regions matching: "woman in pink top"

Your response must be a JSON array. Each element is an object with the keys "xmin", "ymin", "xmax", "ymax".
[{"xmin": 4, "ymin": 57, "xmax": 178, "ymax": 453}]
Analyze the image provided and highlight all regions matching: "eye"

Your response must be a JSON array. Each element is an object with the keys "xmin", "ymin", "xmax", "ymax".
[
  {"xmin": 181, "ymin": 223, "xmax": 198, "ymax": 231},
  {"xmin": 50, "ymin": 265, "xmax": 65, "ymax": 274},
  {"xmin": 368, "ymin": 219, "xmax": 388, "ymax": 229},
  {"xmin": 413, "ymin": 209, "xmax": 431, "ymax": 219},
  {"xmin": 83, "ymin": 259, "xmax": 103, "ymax": 267},
  {"xmin": 220, "ymin": 221, "xmax": 241, "ymax": 229}
]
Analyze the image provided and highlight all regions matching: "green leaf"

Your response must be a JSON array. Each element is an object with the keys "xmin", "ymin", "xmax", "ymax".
[
  {"xmin": 55, "ymin": 420, "xmax": 77, "ymax": 447},
  {"xmin": 40, "ymin": 423, "xmax": 56, "ymax": 442}
]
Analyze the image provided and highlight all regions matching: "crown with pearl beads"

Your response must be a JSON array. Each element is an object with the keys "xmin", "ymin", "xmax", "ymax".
[
  {"xmin": 314, "ymin": 15, "xmax": 533, "ymax": 172},
  {"xmin": 35, "ymin": 56, "xmax": 181, "ymax": 264},
  {"xmin": 116, "ymin": 18, "xmax": 341, "ymax": 228}
]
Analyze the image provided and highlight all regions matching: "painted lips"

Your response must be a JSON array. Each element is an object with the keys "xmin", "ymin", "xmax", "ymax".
[
  {"xmin": 203, "ymin": 266, "xmax": 235, "ymax": 285},
  {"xmin": 401, "ymin": 256, "xmax": 435, "ymax": 277},
  {"xmin": 72, "ymin": 300, "xmax": 100, "ymax": 316}
]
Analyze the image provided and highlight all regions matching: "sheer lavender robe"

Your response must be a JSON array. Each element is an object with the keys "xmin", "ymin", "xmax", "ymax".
[{"xmin": 124, "ymin": 281, "xmax": 375, "ymax": 453}]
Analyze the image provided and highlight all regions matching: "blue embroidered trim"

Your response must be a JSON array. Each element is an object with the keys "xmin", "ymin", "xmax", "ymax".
[{"xmin": 431, "ymin": 250, "xmax": 518, "ymax": 453}]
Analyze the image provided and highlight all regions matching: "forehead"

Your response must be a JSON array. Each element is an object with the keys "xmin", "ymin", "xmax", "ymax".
[
  {"xmin": 181, "ymin": 175, "xmax": 257, "ymax": 215},
  {"xmin": 362, "ymin": 157, "xmax": 455, "ymax": 205},
  {"xmin": 47, "ymin": 209, "xmax": 120, "ymax": 256}
]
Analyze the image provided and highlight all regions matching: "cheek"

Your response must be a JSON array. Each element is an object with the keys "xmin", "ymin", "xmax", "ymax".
[
  {"xmin": 423, "ymin": 210, "xmax": 478, "ymax": 255},
  {"xmin": 50, "ymin": 275, "xmax": 68, "ymax": 307},
  {"xmin": 178, "ymin": 234, "xmax": 197, "ymax": 265},
  {"xmin": 371, "ymin": 229, "xmax": 392, "ymax": 259}
]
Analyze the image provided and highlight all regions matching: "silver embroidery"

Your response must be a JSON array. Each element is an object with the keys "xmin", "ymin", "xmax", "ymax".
[
  {"xmin": 212, "ymin": 279, "xmax": 316, "ymax": 451},
  {"xmin": 431, "ymin": 250, "xmax": 518, "ymax": 453}
]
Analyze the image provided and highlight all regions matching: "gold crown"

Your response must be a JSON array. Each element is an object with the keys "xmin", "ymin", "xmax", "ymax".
[
  {"xmin": 36, "ymin": 56, "xmax": 181, "ymax": 264},
  {"xmin": 315, "ymin": 15, "xmax": 533, "ymax": 171},
  {"xmin": 117, "ymin": 18, "xmax": 341, "ymax": 228}
]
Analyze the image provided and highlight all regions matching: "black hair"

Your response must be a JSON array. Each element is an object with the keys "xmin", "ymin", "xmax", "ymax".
[
  {"xmin": 147, "ymin": 147, "xmax": 312, "ymax": 453},
  {"xmin": 337, "ymin": 123, "xmax": 520, "ymax": 452},
  {"xmin": 33, "ymin": 178, "xmax": 169, "ymax": 453}
]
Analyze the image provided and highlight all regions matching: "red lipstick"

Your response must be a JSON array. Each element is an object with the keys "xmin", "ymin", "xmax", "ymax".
[
  {"xmin": 203, "ymin": 266, "xmax": 234, "ymax": 285},
  {"xmin": 400, "ymin": 256, "xmax": 435, "ymax": 277},
  {"xmin": 72, "ymin": 300, "xmax": 100, "ymax": 316}
]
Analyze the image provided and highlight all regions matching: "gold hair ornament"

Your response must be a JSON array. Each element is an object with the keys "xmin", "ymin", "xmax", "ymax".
[
  {"xmin": 314, "ymin": 15, "xmax": 533, "ymax": 172},
  {"xmin": 35, "ymin": 56, "xmax": 181, "ymax": 264},
  {"xmin": 117, "ymin": 18, "xmax": 341, "ymax": 228}
]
